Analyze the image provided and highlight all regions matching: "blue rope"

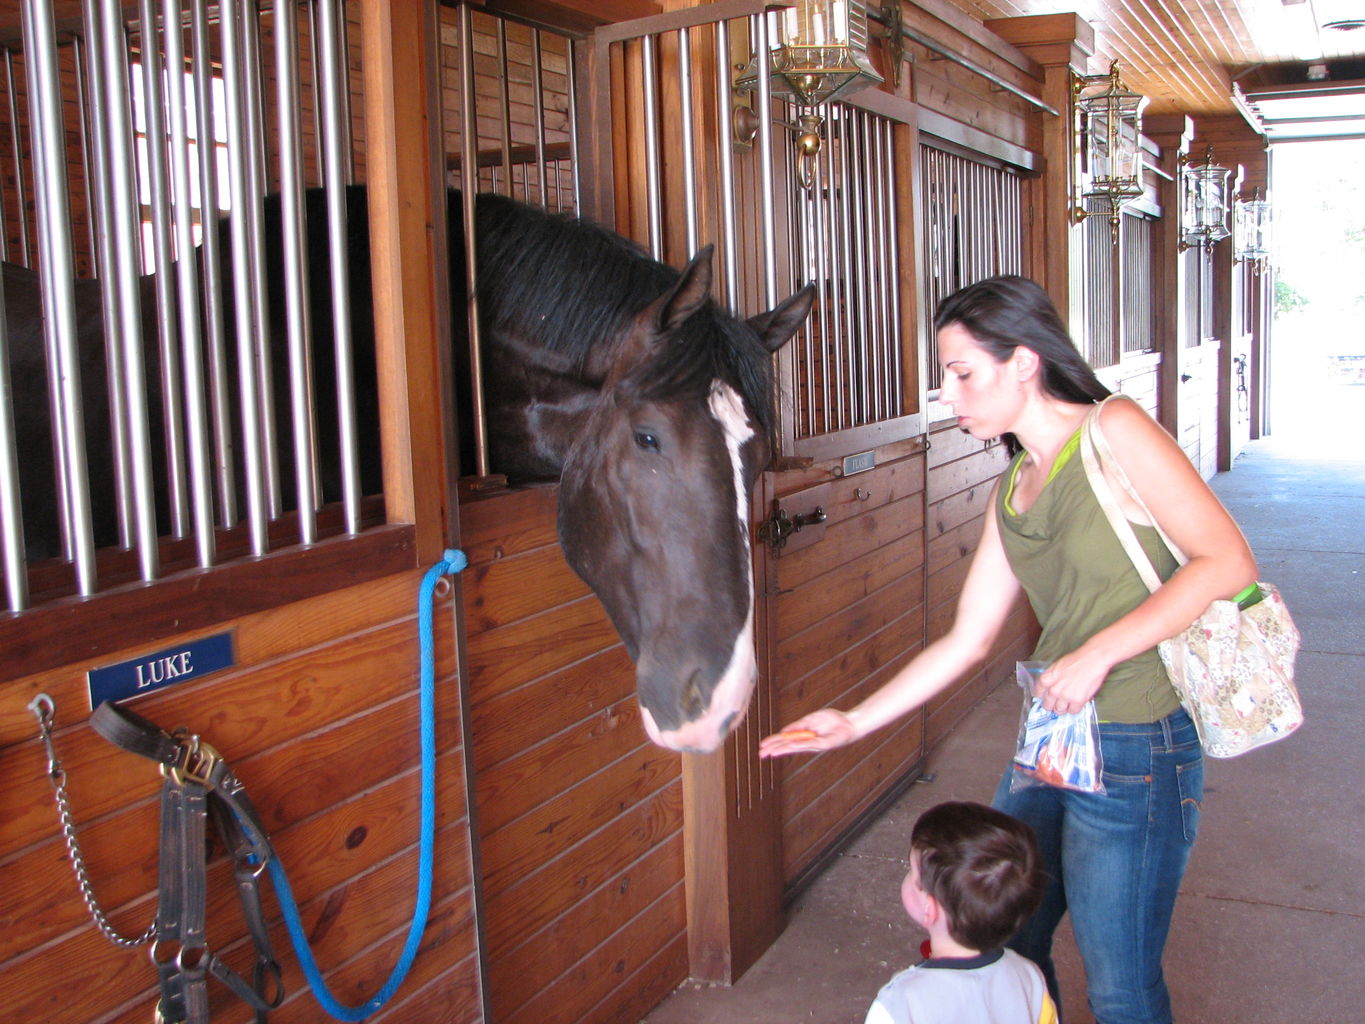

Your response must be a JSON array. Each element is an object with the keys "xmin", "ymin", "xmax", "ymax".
[{"xmin": 267, "ymin": 549, "xmax": 467, "ymax": 1021}]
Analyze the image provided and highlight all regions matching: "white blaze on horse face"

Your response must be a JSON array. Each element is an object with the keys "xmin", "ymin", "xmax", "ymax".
[{"xmin": 649, "ymin": 382, "xmax": 759, "ymax": 752}]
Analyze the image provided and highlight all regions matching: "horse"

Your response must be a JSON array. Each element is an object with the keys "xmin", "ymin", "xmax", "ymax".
[{"xmin": 4, "ymin": 187, "xmax": 814, "ymax": 754}]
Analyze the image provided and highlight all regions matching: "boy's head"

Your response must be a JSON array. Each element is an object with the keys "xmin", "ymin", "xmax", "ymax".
[{"xmin": 902, "ymin": 801, "xmax": 1044, "ymax": 953}]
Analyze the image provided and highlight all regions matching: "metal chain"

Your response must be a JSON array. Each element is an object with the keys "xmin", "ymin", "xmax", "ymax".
[{"xmin": 27, "ymin": 693, "xmax": 156, "ymax": 949}]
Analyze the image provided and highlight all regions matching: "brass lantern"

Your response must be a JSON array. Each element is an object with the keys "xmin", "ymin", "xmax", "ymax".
[
  {"xmin": 736, "ymin": 0, "xmax": 884, "ymax": 108},
  {"xmin": 1179, "ymin": 148, "xmax": 1232, "ymax": 253},
  {"xmin": 1234, "ymin": 187, "xmax": 1273, "ymax": 268},
  {"xmin": 1073, "ymin": 61, "xmax": 1148, "ymax": 240}
]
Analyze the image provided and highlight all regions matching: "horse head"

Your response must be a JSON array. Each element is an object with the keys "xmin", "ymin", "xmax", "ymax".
[{"xmin": 556, "ymin": 246, "xmax": 813, "ymax": 753}]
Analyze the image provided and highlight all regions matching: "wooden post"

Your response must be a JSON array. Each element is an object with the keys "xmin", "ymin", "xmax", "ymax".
[
  {"xmin": 1143, "ymin": 114, "xmax": 1193, "ymax": 439},
  {"xmin": 361, "ymin": 0, "xmax": 451, "ymax": 562},
  {"xmin": 986, "ymin": 13, "xmax": 1094, "ymax": 320}
]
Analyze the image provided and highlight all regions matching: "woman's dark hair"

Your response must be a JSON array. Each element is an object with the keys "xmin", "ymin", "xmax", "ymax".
[
  {"xmin": 911, "ymin": 801, "xmax": 1045, "ymax": 953},
  {"xmin": 933, "ymin": 274, "xmax": 1110, "ymax": 454}
]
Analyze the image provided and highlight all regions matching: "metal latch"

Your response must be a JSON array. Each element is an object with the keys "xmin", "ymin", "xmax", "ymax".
[{"xmin": 757, "ymin": 502, "xmax": 827, "ymax": 551}]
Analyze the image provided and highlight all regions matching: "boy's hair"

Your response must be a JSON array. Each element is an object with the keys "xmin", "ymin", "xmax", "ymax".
[{"xmin": 911, "ymin": 801, "xmax": 1044, "ymax": 952}]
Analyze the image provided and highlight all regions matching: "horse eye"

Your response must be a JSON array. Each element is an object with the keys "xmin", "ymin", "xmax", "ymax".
[{"xmin": 634, "ymin": 431, "xmax": 660, "ymax": 452}]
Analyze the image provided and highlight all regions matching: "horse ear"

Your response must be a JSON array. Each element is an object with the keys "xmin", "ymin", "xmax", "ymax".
[
  {"xmin": 656, "ymin": 244, "xmax": 714, "ymax": 332},
  {"xmin": 747, "ymin": 283, "xmax": 816, "ymax": 353},
  {"xmin": 581, "ymin": 245, "xmax": 717, "ymax": 385}
]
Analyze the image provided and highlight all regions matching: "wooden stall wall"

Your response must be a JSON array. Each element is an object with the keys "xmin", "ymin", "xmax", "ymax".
[
  {"xmin": 768, "ymin": 438, "xmax": 930, "ymax": 889},
  {"xmin": 457, "ymin": 487, "xmax": 688, "ymax": 1024},
  {"xmin": 0, "ymin": 563, "xmax": 483, "ymax": 1023}
]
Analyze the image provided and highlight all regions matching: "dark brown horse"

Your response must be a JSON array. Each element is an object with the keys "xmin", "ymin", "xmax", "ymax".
[{"xmin": 5, "ymin": 188, "xmax": 814, "ymax": 753}]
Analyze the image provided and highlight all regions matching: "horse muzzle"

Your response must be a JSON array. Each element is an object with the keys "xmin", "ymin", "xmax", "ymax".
[{"xmin": 635, "ymin": 637, "xmax": 757, "ymax": 753}]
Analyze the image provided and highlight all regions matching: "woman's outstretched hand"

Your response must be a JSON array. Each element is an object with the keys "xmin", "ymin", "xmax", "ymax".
[{"xmin": 759, "ymin": 708, "xmax": 858, "ymax": 758}]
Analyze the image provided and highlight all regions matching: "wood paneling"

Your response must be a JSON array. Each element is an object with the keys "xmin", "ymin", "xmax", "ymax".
[
  {"xmin": 0, "ymin": 565, "xmax": 481, "ymax": 1024},
  {"xmin": 459, "ymin": 485, "xmax": 688, "ymax": 1024},
  {"xmin": 767, "ymin": 450, "xmax": 929, "ymax": 885}
]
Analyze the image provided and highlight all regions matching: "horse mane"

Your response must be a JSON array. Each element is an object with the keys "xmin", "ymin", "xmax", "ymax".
[{"xmin": 472, "ymin": 193, "xmax": 776, "ymax": 433}]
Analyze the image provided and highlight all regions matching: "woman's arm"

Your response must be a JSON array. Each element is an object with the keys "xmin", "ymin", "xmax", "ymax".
[
  {"xmin": 759, "ymin": 481, "xmax": 1024, "ymax": 757},
  {"xmin": 1036, "ymin": 398, "xmax": 1258, "ymax": 714}
]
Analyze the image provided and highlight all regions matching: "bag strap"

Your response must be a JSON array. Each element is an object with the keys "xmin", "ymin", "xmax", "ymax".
[{"xmin": 1079, "ymin": 398, "xmax": 1168, "ymax": 595}]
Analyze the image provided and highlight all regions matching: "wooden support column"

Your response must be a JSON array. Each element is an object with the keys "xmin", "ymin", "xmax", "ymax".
[
  {"xmin": 362, "ymin": 0, "xmax": 452, "ymax": 562},
  {"xmin": 1142, "ymin": 114, "xmax": 1193, "ymax": 439},
  {"xmin": 1193, "ymin": 115, "xmax": 1270, "ymax": 460},
  {"xmin": 986, "ymin": 13, "xmax": 1093, "ymax": 320}
]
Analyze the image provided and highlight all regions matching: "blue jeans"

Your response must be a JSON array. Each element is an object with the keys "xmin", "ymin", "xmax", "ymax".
[{"xmin": 992, "ymin": 708, "xmax": 1204, "ymax": 1024}]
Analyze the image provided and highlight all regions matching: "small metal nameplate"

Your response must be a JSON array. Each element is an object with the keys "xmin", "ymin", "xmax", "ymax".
[
  {"xmin": 87, "ymin": 632, "xmax": 235, "ymax": 708},
  {"xmin": 842, "ymin": 451, "xmax": 876, "ymax": 476}
]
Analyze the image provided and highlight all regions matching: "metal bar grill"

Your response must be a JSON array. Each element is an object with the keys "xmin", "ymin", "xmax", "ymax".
[
  {"xmin": 918, "ymin": 143, "xmax": 1024, "ymax": 391},
  {"xmin": 0, "ymin": 0, "xmax": 379, "ymax": 610},
  {"xmin": 787, "ymin": 104, "xmax": 905, "ymax": 439}
]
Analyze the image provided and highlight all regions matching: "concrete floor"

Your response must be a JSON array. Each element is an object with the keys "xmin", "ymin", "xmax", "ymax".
[{"xmin": 643, "ymin": 424, "xmax": 1365, "ymax": 1024}]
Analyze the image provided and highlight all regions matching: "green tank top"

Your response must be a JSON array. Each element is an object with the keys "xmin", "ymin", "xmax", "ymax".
[{"xmin": 997, "ymin": 431, "xmax": 1181, "ymax": 723}]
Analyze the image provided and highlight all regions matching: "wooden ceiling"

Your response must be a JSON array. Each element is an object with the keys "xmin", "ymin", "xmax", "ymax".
[
  {"xmin": 943, "ymin": 0, "xmax": 1365, "ymax": 117},
  {"xmin": 6, "ymin": 1, "xmax": 1365, "ymax": 129}
]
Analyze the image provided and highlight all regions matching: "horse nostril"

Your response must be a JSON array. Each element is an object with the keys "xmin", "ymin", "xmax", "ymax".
[{"xmin": 683, "ymin": 672, "xmax": 706, "ymax": 719}]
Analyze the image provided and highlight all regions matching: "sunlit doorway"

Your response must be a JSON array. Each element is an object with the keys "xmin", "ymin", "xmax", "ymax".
[{"xmin": 1267, "ymin": 139, "xmax": 1365, "ymax": 458}]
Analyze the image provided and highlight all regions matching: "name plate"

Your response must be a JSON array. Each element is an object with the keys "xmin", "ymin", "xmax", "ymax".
[
  {"xmin": 87, "ymin": 632, "xmax": 235, "ymax": 708},
  {"xmin": 842, "ymin": 450, "xmax": 876, "ymax": 476}
]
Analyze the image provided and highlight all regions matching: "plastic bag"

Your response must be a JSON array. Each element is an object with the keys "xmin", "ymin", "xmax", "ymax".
[{"xmin": 1010, "ymin": 661, "xmax": 1105, "ymax": 794}]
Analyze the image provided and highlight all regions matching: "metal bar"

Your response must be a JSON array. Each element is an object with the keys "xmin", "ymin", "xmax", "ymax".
[
  {"xmin": 851, "ymin": 108, "xmax": 870, "ymax": 425},
  {"xmin": 458, "ymin": 3, "xmax": 490, "ymax": 479},
  {"xmin": 869, "ymin": 11, "xmax": 1059, "ymax": 117},
  {"xmin": 80, "ymin": 0, "xmax": 133, "ymax": 551},
  {"xmin": 72, "ymin": 37, "xmax": 99, "ymax": 271},
  {"xmin": 884, "ymin": 117, "xmax": 903, "ymax": 413},
  {"xmin": 641, "ymin": 34, "xmax": 663, "ymax": 259},
  {"xmin": 496, "ymin": 19, "xmax": 513, "ymax": 197},
  {"xmin": 594, "ymin": 0, "xmax": 767, "ymax": 44},
  {"xmin": 714, "ymin": 18, "xmax": 739, "ymax": 306},
  {"xmin": 240, "ymin": 1, "xmax": 282, "ymax": 519},
  {"xmin": 138, "ymin": 0, "xmax": 191, "ymax": 540},
  {"xmin": 0, "ymin": 249, "xmax": 27, "ymax": 608},
  {"xmin": 95, "ymin": 0, "xmax": 159, "ymax": 581},
  {"xmin": 317, "ymin": 0, "xmax": 361, "ymax": 532},
  {"xmin": 869, "ymin": 112, "xmax": 887, "ymax": 422},
  {"xmin": 163, "ymin": 0, "xmax": 217, "ymax": 568},
  {"xmin": 189, "ymin": 0, "xmax": 237, "ymax": 529},
  {"xmin": 531, "ymin": 30, "xmax": 549, "ymax": 207},
  {"xmin": 307, "ymin": 0, "xmax": 324, "ymax": 184},
  {"xmin": 276, "ymin": 0, "xmax": 320, "ymax": 545},
  {"xmin": 0, "ymin": 49, "xmax": 10, "ymax": 263},
  {"xmin": 220, "ymin": 0, "xmax": 270, "ymax": 554},
  {"xmin": 336, "ymin": 0, "xmax": 354, "ymax": 183},
  {"xmin": 678, "ymin": 27, "xmax": 698, "ymax": 258},
  {"xmin": 835, "ymin": 109, "xmax": 853, "ymax": 429},
  {"xmin": 808, "ymin": 133, "xmax": 826, "ymax": 435},
  {"xmin": 5, "ymin": 49, "xmax": 31, "ymax": 266},
  {"xmin": 753, "ymin": 13, "xmax": 777, "ymax": 308},
  {"xmin": 821, "ymin": 108, "xmax": 839, "ymax": 429},
  {"xmin": 567, "ymin": 36, "xmax": 580, "ymax": 215}
]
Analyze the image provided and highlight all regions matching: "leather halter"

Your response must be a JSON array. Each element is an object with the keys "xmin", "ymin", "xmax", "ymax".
[{"xmin": 91, "ymin": 700, "xmax": 283, "ymax": 1024}]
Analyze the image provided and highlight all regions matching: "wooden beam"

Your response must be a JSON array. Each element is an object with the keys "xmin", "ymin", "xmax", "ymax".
[{"xmin": 362, "ymin": 0, "xmax": 452, "ymax": 561}]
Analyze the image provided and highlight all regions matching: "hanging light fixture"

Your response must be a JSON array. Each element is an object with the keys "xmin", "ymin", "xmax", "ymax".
[
  {"xmin": 736, "ymin": 0, "xmax": 884, "ymax": 107},
  {"xmin": 1179, "ymin": 147, "xmax": 1232, "ymax": 253},
  {"xmin": 735, "ymin": 1, "xmax": 883, "ymax": 188},
  {"xmin": 1234, "ymin": 187, "xmax": 1273, "ymax": 270},
  {"xmin": 1073, "ymin": 61, "xmax": 1148, "ymax": 242}
]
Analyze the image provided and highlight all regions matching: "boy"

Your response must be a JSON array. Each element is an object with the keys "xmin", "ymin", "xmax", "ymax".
[{"xmin": 866, "ymin": 801, "xmax": 1057, "ymax": 1024}]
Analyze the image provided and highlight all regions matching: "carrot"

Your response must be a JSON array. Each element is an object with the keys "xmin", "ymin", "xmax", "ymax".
[{"xmin": 780, "ymin": 728, "xmax": 819, "ymax": 742}]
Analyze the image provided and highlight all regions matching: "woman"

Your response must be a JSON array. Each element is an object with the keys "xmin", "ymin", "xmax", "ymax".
[{"xmin": 760, "ymin": 275, "xmax": 1257, "ymax": 1024}]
